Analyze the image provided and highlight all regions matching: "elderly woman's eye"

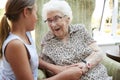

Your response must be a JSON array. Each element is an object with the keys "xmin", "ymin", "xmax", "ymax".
[
  {"xmin": 54, "ymin": 16, "xmax": 62, "ymax": 21},
  {"xmin": 48, "ymin": 20, "xmax": 53, "ymax": 23}
]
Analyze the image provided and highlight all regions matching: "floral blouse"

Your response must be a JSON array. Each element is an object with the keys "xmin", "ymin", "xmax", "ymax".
[{"xmin": 40, "ymin": 24, "xmax": 112, "ymax": 80}]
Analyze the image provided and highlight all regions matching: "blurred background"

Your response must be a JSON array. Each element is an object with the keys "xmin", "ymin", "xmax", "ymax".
[{"xmin": 0, "ymin": 0, "xmax": 120, "ymax": 57}]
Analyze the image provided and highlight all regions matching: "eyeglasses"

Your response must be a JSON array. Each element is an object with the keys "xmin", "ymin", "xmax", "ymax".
[{"xmin": 44, "ymin": 15, "xmax": 66, "ymax": 24}]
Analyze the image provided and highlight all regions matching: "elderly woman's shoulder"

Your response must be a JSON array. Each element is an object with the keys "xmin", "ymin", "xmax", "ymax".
[
  {"xmin": 70, "ymin": 24, "xmax": 86, "ymax": 32},
  {"xmin": 41, "ymin": 31, "xmax": 54, "ymax": 43}
]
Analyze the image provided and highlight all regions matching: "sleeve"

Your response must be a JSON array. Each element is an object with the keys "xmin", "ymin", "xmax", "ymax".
[
  {"xmin": 40, "ymin": 41, "xmax": 56, "ymax": 77},
  {"xmin": 80, "ymin": 25, "xmax": 96, "ymax": 45},
  {"xmin": 40, "ymin": 40, "xmax": 55, "ymax": 64}
]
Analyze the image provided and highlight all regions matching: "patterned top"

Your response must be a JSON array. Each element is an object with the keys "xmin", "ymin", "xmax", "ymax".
[
  {"xmin": 41, "ymin": 24, "xmax": 112, "ymax": 80},
  {"xmin": 0, "ymin": 32, "xmax": 38, "ymax": 80}
]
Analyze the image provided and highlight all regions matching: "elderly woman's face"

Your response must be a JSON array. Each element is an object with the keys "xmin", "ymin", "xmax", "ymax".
[{"xmin": 46, "ymin": 11, "xmax": 70, "ymax": 39}]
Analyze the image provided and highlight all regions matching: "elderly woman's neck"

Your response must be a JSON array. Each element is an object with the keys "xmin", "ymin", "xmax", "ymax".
[{"xmin": 59, "ymin": 33, "xmax": 70, "ymax": 43}]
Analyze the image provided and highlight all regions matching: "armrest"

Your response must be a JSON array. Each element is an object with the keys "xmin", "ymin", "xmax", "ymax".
[
  {"xmin": 101, "ymin": 54, "xmax": 120, "ymax": 80},
  {"xmin": 106, "ymin": 53, "xmax": 120, "ymax": 62},
  {"xmin": 38, "ymin": 69, "xmax": 46, "ymax": 80},
  {"xmin": 37, "ymin": 55, "xmax": 120, "ymax": 80}
]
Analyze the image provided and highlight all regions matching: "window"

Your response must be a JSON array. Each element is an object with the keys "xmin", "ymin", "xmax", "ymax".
[
  {"xmin": 0, "ymin": 0, "xmax": 7, "ymax": 20},
  {"xmin": 117, "ymin": 0, "xmax": 120, "ymax": 34},
  {"xmin": 92, "ymin": 0, "xmax": 120, "ymax": 45}
]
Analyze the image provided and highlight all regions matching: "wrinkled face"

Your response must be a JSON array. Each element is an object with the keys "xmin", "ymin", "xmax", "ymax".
[{"xmin": 45, "ymin": 11, "xmax": 70, "ymax": 39}]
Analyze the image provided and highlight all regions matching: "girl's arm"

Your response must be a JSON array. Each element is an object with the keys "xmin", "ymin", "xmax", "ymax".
[
  {"xmin": 44, "ymin": 66, "xmax": 82, "ymax": 80},
  {"xmin": 5, "ymin": 40, "xmax": 34, "ymax": 80},
  {"xmin": 39, "ymin": 58, "xmax": 83, "ymax": 80}
]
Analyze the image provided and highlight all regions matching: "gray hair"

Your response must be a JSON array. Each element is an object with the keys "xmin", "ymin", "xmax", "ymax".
[{"xmin": 42, "ymin": 0, "xmax": 73, "ymax": 22}]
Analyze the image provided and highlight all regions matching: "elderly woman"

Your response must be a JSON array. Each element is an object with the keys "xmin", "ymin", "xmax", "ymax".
[{"xmin": 40, "ymin": 0, "xmax": 112, "ymax": 80}]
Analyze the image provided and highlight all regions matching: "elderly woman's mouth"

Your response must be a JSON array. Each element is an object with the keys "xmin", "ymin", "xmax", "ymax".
[{"xmin": 55, "ymin": 28, "xmax": 61, "ymax": 31}]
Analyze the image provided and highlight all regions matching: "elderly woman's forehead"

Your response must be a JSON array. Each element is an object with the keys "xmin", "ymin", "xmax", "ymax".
[
  {"xmin": 47, "ymin": 10, "xmax": 63, "ymax": 16},
  {"xmin": 48, "ymin": 10, "xmax": 63, "ymax": 14}
]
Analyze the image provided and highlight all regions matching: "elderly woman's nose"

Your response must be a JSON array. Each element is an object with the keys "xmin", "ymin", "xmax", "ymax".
[{"xmin": 50, "ymin": 21, "xmax": 57, "ymax": 26}]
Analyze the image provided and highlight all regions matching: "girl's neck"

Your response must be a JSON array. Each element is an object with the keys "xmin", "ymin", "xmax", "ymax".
[
  {"xmin": 11, "ymin": 27, "xmax": 30, "ymax": 45},
  {"xmin": 12, "ymin": 32, "xmax": 31, "ymax": 45}
]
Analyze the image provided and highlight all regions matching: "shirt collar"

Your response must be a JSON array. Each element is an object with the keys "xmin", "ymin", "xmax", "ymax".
[{"xmin": 44, "ymin": 24, "xmax": 80, "ymax": 41}]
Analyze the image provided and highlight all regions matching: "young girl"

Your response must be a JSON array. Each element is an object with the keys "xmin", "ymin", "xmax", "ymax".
[{"xmin": 0, "ymin": 0, "xmax": 82, "ymax": 80}]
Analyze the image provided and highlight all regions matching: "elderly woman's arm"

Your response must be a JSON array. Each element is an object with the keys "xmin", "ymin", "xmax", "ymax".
[
  {"xmin": 39, "ymin": 59, "xmax": 83, "ymax": 80},
  {"xmin": 43, "ymin": 66, "xmax": 82, "ymax": 80},
  {"xmin": 39, "ymin": 58, "xmax": 60, "ymax": 74},
  {"xmin": 70, "ymin": 42, "xmax": 103, "ymax": 74},
  {"xmin": 85, "ymin": 42, "xmax": 103, "ymax": 68},
  {"xmin": 39, "ymin": 55, "xmax": 70, "ymax": 75}
]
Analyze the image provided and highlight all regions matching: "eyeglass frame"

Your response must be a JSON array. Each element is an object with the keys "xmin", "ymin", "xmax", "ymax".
[{"xmin": 44, "ymin": 15, "xmax": 66, "ymax": 24}]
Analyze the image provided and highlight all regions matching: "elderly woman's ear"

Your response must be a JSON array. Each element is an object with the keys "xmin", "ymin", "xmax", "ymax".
[
  {"xmin": 66, "ymin": 17, "xmax": 70, "ymax": 24},
  {"xmin": 68, "ymin": 17, "xmax": 70, "ymax": 20}
]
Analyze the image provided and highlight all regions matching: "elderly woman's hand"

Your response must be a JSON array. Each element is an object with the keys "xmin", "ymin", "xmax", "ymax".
[
  {"xmin": 44, "ymin": 67, "xmax": 82, "ymax": 80},
  {"xmin": 62, "ymin": 67, "xmax": 83, "ymax": 80},
  {"xmin": 68, "ymin": 62, "xmax": 89, "ymax": 75},
  {"xmin": 53, "ymin": 65, "xmax": 71, "ymax": 74}
]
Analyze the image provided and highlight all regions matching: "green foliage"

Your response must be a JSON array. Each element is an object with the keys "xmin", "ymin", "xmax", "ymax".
[{"xmin": 0, "ymin": 9, "xmax": 4, "ymax": 20}]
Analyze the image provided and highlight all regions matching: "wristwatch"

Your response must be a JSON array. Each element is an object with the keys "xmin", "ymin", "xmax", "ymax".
[{"xmin": 81, "ymin": 59, "xmax": 91, "ymax": 69}]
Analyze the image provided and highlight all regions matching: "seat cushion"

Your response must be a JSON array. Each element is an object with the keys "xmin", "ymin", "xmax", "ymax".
[{"xmin": 101, "ymin": 55, "xmax": 120, "ymax": 80}]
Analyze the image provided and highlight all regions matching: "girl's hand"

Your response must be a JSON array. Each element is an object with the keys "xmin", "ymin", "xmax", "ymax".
[
  {"xmin": 68, "ymin": 62, "xmax": 89, "ymax": 74},
  {"xmin": 54, "ymin": 65, "xmax": 70, "ymax": 74},
  {"xmin": 58, "ymin": 67, "xmax": 83, "ymax": 80}
]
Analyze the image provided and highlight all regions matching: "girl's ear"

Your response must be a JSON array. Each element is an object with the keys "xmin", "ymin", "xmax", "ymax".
[{"xmin": 23, "ymin": 7, "xmax": 30, "ymax": 17}]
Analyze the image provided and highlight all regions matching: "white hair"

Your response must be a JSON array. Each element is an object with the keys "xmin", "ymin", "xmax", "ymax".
[{"xmin": 42, "ymin": 0, "xmax": 73, "ymax": 22}]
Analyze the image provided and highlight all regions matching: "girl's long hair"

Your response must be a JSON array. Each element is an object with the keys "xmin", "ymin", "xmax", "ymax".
[{"xmin": 0, "ymin": 0, "xmax": 35, "ymax": 58}]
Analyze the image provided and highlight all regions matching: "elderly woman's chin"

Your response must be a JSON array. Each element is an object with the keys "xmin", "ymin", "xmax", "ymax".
[
  {"xmin": 54, "ymin": 32, "xmax": 65, "ymax": 39},
  {"xmin": 53, "ymin": 30, "xmax": 60, "ymax": 35}
]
